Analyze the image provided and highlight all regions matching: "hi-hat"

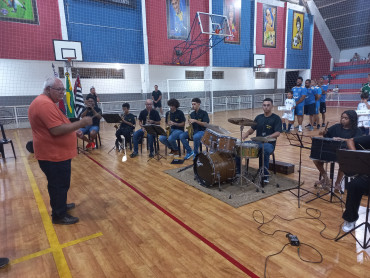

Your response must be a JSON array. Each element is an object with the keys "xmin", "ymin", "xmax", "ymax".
[{"xmin": 228, "ymin": 118, "xmax": 257, "ymax": 126}]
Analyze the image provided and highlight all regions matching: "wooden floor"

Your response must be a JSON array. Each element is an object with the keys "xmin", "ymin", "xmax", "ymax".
[{"xmin": 1, "ymin": 107, "xmax": 369, "ymax": 278}]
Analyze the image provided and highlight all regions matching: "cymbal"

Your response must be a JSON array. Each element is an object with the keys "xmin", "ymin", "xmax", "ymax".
[
  {"xmin": 251, "ymin": 136, "xmax": 276, "ymax": 143},
  {"xmin": 205, "ymin": 124, "xmax": 231, "ymax": 135},
  {"xmin": 228, "ymin": 117, "xmax": 256, "ymax": 126}
]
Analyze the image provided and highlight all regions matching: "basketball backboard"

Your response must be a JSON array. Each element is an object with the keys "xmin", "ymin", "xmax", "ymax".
[
  {"xmin": 197, "ymin": 12, "xmax": 232, "ymax": 37},
  {"xmin": 254, "ymin": 54, "xmax": 265, "ymax": 67},
  {"xmin": 53, "ymin": 40, "xmax": 83, "ymax": 61}
]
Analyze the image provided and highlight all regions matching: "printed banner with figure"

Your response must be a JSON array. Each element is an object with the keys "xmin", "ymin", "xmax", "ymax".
[
  {"xmin": 263, "ymin": 4, "xmax": 277, "ymax": 48},
  {"xmin": 0, "ymin": 0, "xmax": 39, "ymax": 24},
  {"xmin": 224, "ymin": 0, "xmax": 241, "ymax": 44},
  {"xmin": 166, "ymin": 0, "xmax": 190, "ymax": 40},
  {"xmin": 292, "ymin": 11, "xmax": 304, "ymax": 50}
]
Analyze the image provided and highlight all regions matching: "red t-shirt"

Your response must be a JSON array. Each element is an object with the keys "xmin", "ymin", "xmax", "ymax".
[{"xmin": 28, "ymin": 94, "xmax": 77, "ymax": 162}]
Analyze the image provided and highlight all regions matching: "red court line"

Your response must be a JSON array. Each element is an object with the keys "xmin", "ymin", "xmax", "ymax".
[{"xmin": 85, "ymin": 154, "xmax": 259, "ymax": 278}]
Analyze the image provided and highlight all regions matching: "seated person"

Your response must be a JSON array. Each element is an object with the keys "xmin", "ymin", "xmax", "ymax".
[
  {"xmin": 341, "ymin": 135, "xmax": 370, "ymax": 232},
  {"xmin": 159, "ymin": 99, "xmax": 185, "ymax": 157},
  {"xmin": 179, "ymin": 98, "xmax": 210, "ymax": 160},
  {"xmin": 357, "ymin": 92, "xmax": 370, "ymax": 135},
  {"xmin": 236, "ymin": 98, "xmax": 282, "ymax": 183},
  {"xmin": 115, "ymin": 102, "xmax": 136, "ymax": 150},
  {"xmin": 351, "ymin": 52, "xmax": 361, "ymax": 64},
  {"xmin": 312, "ymin": 110, "xmax": 362, "ymax": 191},
  {"xmin": 77, "ymin": 97, "xmax": 102, "ymax": 149},
  {"xmin": 130, "ymin": 99, "xmax": 161, "ymax": 158}
]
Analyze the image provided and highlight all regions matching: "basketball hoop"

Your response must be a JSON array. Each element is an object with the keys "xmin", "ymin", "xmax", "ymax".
[{"xmin": 64, "ymin": 57, "xmax": 76, "ymax": 70}]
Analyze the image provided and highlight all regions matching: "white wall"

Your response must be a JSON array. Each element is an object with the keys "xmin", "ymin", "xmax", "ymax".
[
  {"xmin": 339, "ymin": 46, "xmax": 370, "ymax": 62},
  {"xmin": 0, "ymin": 59, "xmax": 142, "ymax": 97}
]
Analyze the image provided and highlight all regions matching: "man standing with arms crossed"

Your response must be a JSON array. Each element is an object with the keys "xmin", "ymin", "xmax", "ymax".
[
  {"xmin": 152, "ymin": 85, "xmax": 163, "ymax": 116},
  {"xmin": 28, "ymin": 77, "xmax": 92, "ymax": 225}
]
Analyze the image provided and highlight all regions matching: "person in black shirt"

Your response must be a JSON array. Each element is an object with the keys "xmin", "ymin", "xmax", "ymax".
[
  {"xmin": 0, "ymin": 257, "xmax": 9, "ymax": 268},
  {"xmin": 341, "ymin": 135, "xmax": 370, "ymax": 232},
  {"xmin": 179, "ymin": 98, "xmax": 210, "ymax": 160},
  {"xmin": 115, "ymin": 103, "xmax": 136, "ymax": 150},
  {"xmin": 77, "ymin": 96, "xmax": 102, "ymax": 149},
  {"xmin": 236, "ymin": 98, "xmax": 282, "ymax": 182},
  {"xmin": 159, "ymin": 99, "xmax": 185, "ymax": 157},
  {"xmin": 86, "ymin": 86, "xmax": 100, "ymax": 105},
  {"xmin": 130, "ymin": 99, "xmax": 161, "ymax": 158},
  {"xmin": 152, "ymin": 85, "xmax": 163, "ymax": 116},
  {"xmin": 312, "ymin": 110, "xmax": 362, "ymax": 191}
]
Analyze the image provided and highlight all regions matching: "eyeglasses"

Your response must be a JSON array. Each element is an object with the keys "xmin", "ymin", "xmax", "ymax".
[{"xmin": 50, "ymin": 87, "xmax": 66, "ymax": 92}]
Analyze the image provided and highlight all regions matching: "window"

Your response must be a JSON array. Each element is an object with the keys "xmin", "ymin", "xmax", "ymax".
[
  {"xmin": 212, "ymin": 71, "xmax": 224, "ymax": 79},
  {"xmin": 255, "ymin": 72, "xmax": 276, "ymax": 79},
  {"xmin": 58, "ymin": 67, "xmax": 125, "ymax": 79},
  {"xmin": 185, "ymin": 71, "xmax": 204, "ymax": 79}
]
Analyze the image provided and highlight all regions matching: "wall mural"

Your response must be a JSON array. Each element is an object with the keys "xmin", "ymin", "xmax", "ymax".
[
  {"xmin": 166, "ymin": 0, "xmax": 190, "ymax": 40},
  {"xmin": 263, "ymin": 4, "xmax": 276, "ymax": 48},
  {"xmin": 224, "ymin": 0, "xmax": 241, "ymax": 44},
  {"xmin": 0, "ymin": 0, "xmax": 39, "ymax": 24},
  {"xmin": 292, "ymin": 11, "xmax": 304, "ymax": 50}
]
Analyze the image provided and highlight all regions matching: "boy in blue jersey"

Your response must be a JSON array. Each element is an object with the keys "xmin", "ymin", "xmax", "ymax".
[
  {"xmin": 292, "ymin": 77, "xmax": 307, "ymax": 132},
  {"xmin": 312, "ymin": 80, "xmax": 322, "ymax": 129},
  {"xmin": 319, "ymin": 77, "xmax": 328, "ymax": 127},
  {"xmin": 304, "ymin": 79, "xmax": 316, "ymax": 131}
]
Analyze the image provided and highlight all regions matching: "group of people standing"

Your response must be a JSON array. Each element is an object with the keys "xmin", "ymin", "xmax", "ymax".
[{"xmin": 285, "ymin": 76, "xmax": 328, "ymax": 133}]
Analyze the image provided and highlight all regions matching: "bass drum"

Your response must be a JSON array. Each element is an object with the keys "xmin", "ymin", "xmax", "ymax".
[{"xmin": 194, "ymin": 152, "xmax": 236, "ymax": 186}]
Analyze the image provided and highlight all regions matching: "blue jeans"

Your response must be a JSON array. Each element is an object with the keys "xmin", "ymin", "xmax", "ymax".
[
  {"xmin": 159, "ymin": 129, "xmax": 182, "ymax": 151},
  {"xmin": 80, "ymin": 125, "xmax": 100, "ymax": 135},
  {"xmin": 180, "ymin": 130, "xmax": 204, "ymax": 155},
  {"xmin": 235, "ymin": 141, "xmax": 275, "ymax": 176},
  {"xmin": 133, "ymin": 129, "xmax": 154, "ymax": 154},
  {"xmin": 38, "ymin": 159, "xmax": 71, "ymax": 219}
]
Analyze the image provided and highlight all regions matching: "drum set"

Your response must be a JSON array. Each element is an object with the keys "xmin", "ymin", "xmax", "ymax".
[{"xmin": 193, "ymin": 118, "xmax": 275, "ymax": 193}]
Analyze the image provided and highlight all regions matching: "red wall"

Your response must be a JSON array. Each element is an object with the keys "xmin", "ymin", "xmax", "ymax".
[
  {"xmin": 311, "ymin": 24, "xmax": 331, "ymax": 80},
  {"xmin": 146, "ymin": 0, "xmax": 209, "ymax": 66},
  {"xmin": 0, "ymin": 1, "xmax": 62, "ymax": 60},
  {"xmin": 255, "ymin": 3, "xmax": 286, "ymax": 69}
]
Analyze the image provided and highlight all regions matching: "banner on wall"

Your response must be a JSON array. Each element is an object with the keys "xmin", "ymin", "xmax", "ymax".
[
  {"xmin": 224, "ymin": 0, "xmax": 241, "ymax": 44},
  {"xmin": 292, "ymin": 11, "xmax": 304, "ymax": 50},
  {"xmin": 166, "ymin": 0, "xmax": 190, "ymax": 40},
  {"xmin": 0, "ymin": 0, "xmax": 39, "ymax": 25},
  {"xmin": 262, "ymin": 4, "xmax": 276, "ymax": 48}
]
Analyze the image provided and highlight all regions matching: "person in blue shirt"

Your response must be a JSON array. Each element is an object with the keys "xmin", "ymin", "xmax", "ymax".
[
  {"xmin": 312, "ymin": 80, "xmax": 322, "ymax": 129},
  {"xmin": 292, "ymin": 77, "xmax": 307, "ymax": 132},
  {"xmin": 304, "ymin": 79, "xmax": 316, "ymax": 131},
  {"xmin": 319, "ymin": 77, "xmax": 328, "ymax": 127}
]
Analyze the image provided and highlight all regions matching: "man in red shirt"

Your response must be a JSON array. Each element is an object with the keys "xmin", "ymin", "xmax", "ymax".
[{"xmin": 28, "ymin": 77, "xmax": 92, "ymax": 225}]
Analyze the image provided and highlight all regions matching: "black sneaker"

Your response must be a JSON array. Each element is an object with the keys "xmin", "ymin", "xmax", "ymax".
[
  {"xmin": 52, "ymin": 214, "xmax": 79, "ymax": 225},
  {"xmin": 115, "ymin": 139, "xmax": 119, "ymax": 150},
  {"xmin": 67, "ymin": 203, "xmax": 75, "ymax": 211},
  {"xmin": 130, "ymin": 152, "xmax": 138, "ymax": 158},
  {"xmin": 321, "ymin": 123, "xmax": 325, "ymax": 127},
  {"xmin": 0, "ymin": 258, "xmax": 9, "ymax": 268},
  {"xmin": 305, "ymin": 124, "xmax": 312, "ymax": 128},
  {"xmin": 317, "ymin": 124, "xmax": 320, "ymax": 129},
  {"xmin": 149, "ymin": 153, "xmax": 154, "ymax": 158}
]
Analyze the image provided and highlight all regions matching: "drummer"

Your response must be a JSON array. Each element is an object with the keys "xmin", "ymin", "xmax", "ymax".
[
  {"xmin": 312, "ymin": 110, "xmax": 362, "ymax": 192},
  {"xmin": 236, "ymin": 98, "xmax": 282, "ymax": 183}
]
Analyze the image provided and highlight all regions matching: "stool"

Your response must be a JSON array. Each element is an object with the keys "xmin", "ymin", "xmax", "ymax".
[{"xmin": 0, "ymin": 124, "xmax": 16, "ymax": 159}]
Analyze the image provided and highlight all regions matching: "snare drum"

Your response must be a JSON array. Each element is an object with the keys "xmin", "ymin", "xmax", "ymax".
[
  {"xmin": 235, "ymin": 142, "xmax": 259, "ymax": 158},
  {"xmin": 217, "ymin": 135, "xmax": 237, "ymax": 153},
  {"xmin": 194, "ymin": 152, "xmax": 236, "ymax": 186},
  {"xmin": 310, "ymin": 137, "xmax": 346, "ymax": 162}
]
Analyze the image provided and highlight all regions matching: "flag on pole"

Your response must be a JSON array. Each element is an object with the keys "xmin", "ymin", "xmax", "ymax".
[
  {"xmin": 52, "ymin": 63, "xmax": 66, "ymax": 114},
  {"xmin": 74, "ymin": 74, "xmax": 85, "ymax": 118},
  {"xmin": 65, "ymin": 72, "xmax": 75, "ymax": 118}
]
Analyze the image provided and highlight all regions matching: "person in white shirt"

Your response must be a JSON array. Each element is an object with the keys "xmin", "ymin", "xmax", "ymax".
[
  {"xmin": 357, "ymin": 92, "xmax": 370, "ymax": 135},
  {"xmin": 281, "ymin": 91, "xmax": 296, "ymax": 132}
]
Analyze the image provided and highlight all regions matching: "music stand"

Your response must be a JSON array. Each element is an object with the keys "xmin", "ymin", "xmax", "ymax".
[
  {"xmin": 143, "ymin": 124, "xmax": 166, "ymax": 161},
  {"xmin": 335, "ymin": 149, "xmax": 370, "ymax": 248},
  {"xmin": 102, "ymin": 114, "xmax": 123, "ymax": 154},
  {"xmin": 279, "ymin": 132, "xmax": 316, "ymax": 208}
]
